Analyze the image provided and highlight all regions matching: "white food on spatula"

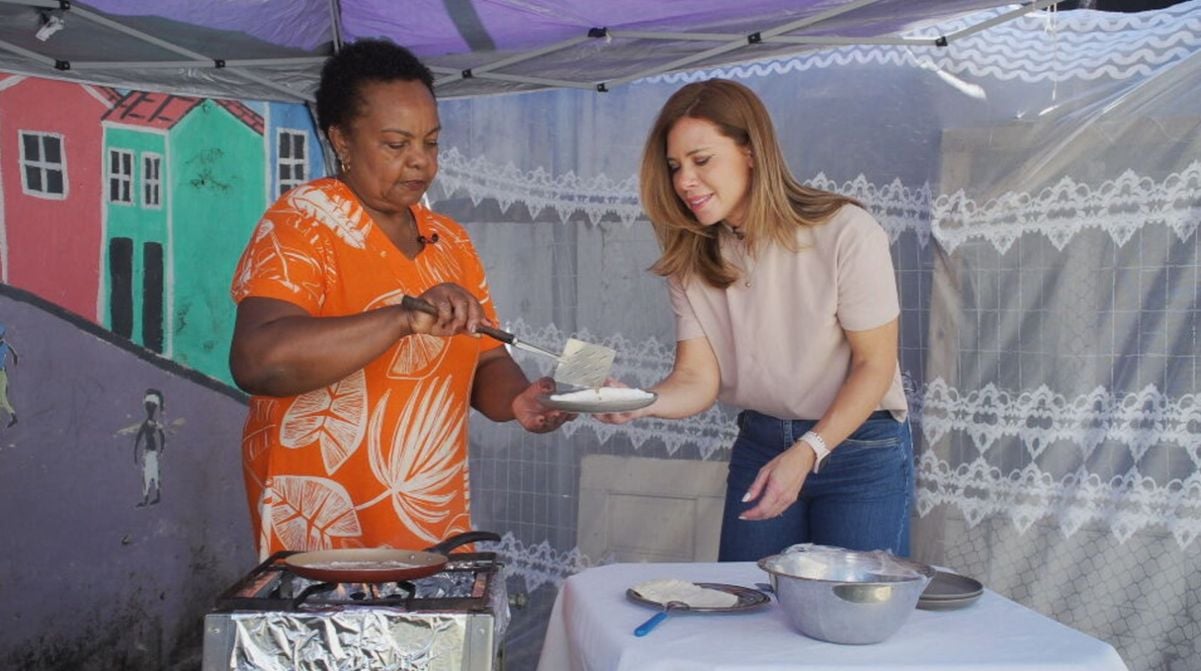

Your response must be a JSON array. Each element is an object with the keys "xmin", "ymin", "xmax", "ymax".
[
  {"xmin": 549, "ymin": 387, "xmax": 654, "ymax": 402},
  {"xmin": 633, "ymin": 578, "xmax": 738, "ymax": 608}
]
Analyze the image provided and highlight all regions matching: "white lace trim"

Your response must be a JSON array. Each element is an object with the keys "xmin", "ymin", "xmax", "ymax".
[
  {"xmin": 437, "ymin": 146, "xmax": 1201, "ymax": 254},
  {"xmin": 504, "ymin": 319, "xmax": 1201, "ymax": 463},
  {"xmin": 932, "ymin": 161, "xmax": 1201, "ymax": 254},
  {"xmin": 435, "ymin": 148, "xmax": 930, "ymax": 239},
  {"xmin": 489, "ymin": 320, "xmax": 1201, "ymax": 549},
  {"xmin": 920, "ymin": 378, "xmax": 1201, "ymax": 458},
  {"xmin": 484, "ymin": 532, "xmax": 593, "ymax": 592},
  {"xmin": 641, "ymin": 4, "xmax": 1201, "ymax": 85},
  {"xmin": 916, "ymin": 453, "xmax": 1201, "ymax": 548},
  {"xmin": 918, "ymin": 376, "xmax": 1201, "ymax": 547},
  {"xmin": 433, "ymin": 147, "xmax": 644, "ymax": 227},
  {"xmin": 810, "ymin": 175, "xmax": 933, "ymax": 247}
]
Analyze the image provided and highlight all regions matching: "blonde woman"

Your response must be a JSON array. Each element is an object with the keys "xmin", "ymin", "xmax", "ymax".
[{"xmin": 599, "ymin": 79, "xmax": 912, "ymax": 561}]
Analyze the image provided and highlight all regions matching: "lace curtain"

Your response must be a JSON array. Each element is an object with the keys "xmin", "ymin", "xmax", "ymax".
[{"xmin": 431, "ymin": 4, "xmax": 1201, "ymax": 669}]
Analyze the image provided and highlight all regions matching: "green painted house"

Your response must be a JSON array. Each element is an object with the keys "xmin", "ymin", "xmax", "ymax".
[{"xmin": 102, "ymin": 93, "xmax": 266, "ymax": 384}]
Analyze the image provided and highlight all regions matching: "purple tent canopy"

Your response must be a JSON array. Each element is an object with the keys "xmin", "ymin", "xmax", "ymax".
[{"xmin": 0, "ymin": 0, "xmax": 1047, "ymax": 100}]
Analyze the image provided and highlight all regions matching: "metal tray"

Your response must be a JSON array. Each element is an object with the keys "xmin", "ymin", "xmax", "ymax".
[
  {"xmin": 917, "ymin": 570, "xmax": 984, "ymax": 610},
  {"xmin": 627, "ymin": 582, "xmax": 770, "ymax": 613}
]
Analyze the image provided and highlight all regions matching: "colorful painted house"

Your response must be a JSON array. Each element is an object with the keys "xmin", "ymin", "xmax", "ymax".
[
  {"xmin": 0, "ymin": 75, "xmax": 119, "ymax": 320},
  {"xmin": 262, "ymin": 101, "xmax": 327, "ymax": 200},
  {"xmin": 101, "ymin": 93, "xmax": 266, "ymax": 383}
]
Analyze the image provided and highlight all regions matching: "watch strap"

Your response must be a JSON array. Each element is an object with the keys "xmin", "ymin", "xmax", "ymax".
[{"xmin": 801, "ymin": 430, "xmax": 830, "ymax": 473}]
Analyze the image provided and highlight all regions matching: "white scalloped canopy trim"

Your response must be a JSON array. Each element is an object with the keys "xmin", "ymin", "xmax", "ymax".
[
  {"xmin": 932, "ymin": 162, "xmax": 1201, "ymax": 253},
  {"xmin": 641, "ymin": 4, "xmax": 1201, "ymax": 85},
  {"xmin": 495, "ymin": 322, "xmax": 1201, "ymax": 549},
  {"xmin": 436, "ymin": 148, "xmax": 1200, "ymax": 255},
  {"xmin": 916, "ymin": 452, "xmax": 1201, "ymax": 548}
]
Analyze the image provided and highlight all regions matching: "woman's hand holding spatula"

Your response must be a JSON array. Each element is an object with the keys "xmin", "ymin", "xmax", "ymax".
[{"xmin": 401, "ymin": 290, "xmax": 576, "ymax": 433}]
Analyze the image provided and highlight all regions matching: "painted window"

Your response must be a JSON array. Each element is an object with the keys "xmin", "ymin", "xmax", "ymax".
[
  {"xmin": 19, "ymin": 131, "xmax": 68, "ymax": 199},
  {"xmin": 142, "ymin": 153, "xmax": 162, "ymax": 209},
  {"xmin": 277, "ymin": 129, "xmax": 307, "ymax": 196},
  {"xmin": 108, "ymin": 149, "xmax": 134, "ymax": 204}
]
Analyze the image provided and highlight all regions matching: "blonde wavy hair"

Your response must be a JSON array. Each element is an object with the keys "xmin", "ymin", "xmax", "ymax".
[{"xmin": 639, "ymin": 78, "xmax": 859, "ymax": 289}]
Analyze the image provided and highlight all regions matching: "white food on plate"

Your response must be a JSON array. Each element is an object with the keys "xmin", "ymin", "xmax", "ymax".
[
  {"xmin": 633, "ymin": 578, "xmax": 738, "ymax": 608},
  {"xmin": 549, "ymin": 387, "xmax": 654, "ymax": 402}
]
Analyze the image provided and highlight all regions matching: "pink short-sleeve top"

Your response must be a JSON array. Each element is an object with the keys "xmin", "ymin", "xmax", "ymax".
[{"xmin": 669, "ymin": 204, "xmax": 908, "ymax": 421}]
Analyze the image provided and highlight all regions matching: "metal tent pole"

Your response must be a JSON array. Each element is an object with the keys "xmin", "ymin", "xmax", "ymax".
[
  {"xmin": 0, "ymin": 0, "xmax": 312, "ymax": 101},
  {"xmin": 604, "ymin": 0, "xmax": 886, "ymax": 88}
]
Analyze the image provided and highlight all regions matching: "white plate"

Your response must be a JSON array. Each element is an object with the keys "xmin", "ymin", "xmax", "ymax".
[
  {"xmin": 541, "ymin": 390, "xmax": 657, "ymax": 413},
  {"xmin": 627, "ymin": 582, "xmax": 770, "ymax": 613}
]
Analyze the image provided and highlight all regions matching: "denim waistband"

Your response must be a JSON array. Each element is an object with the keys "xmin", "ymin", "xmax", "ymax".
[{"xmin": 745, "ymin": 409, "xmax": 896, "ymax": 422}]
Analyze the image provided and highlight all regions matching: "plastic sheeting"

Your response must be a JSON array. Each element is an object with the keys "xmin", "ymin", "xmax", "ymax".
[
  {"xmin": 425, "ymin": 3, "xmax": 1201, "ymax": 670},
  {"xmin": 0, "ymin": 0, "xmax": 1034, "ymax": 100}
]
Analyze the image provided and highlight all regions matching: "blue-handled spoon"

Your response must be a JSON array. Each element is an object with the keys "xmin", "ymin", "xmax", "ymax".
[{"xmin": 634, "ymin": 600, "xmax": 688, "ymax": 636}]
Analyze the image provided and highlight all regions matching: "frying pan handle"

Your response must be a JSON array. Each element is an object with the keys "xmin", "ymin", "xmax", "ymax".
[
  {"xmin": 400, "ymin": 296, "xmax": 515, "ymax": 345},
  {"xmin": 427, "ymin": 530, "xmax": 502, "ymax": 555}
]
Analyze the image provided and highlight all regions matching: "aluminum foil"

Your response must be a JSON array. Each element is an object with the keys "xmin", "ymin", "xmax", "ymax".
[
  {"xmin": 209, "ymin": 573, "xmax": 510, "ymax": 671},
  {"xmin": 225, "ymin": 610, "xmax": 479, "ymax": 671}
]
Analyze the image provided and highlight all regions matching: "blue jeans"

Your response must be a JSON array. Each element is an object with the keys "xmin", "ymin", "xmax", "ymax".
[{"xmin": 718, "ymin": 410, "xmax": 914, "ymax": 562}]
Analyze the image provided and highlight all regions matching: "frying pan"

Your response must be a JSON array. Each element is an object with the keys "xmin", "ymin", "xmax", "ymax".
[{"xmin": 284, "ymin": 530, "xmax": 500, "ymax": 583}]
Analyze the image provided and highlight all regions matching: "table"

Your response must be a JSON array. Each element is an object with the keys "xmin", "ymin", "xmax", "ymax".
[{"xmin": 537, "ymin": 562, "xmax": 1128, "ymax": 671}]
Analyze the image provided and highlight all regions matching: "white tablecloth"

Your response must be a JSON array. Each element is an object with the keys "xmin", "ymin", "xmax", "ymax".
[{"xmin": 537, "ymin": 562, "xmax": 1128, "ymax": 671}]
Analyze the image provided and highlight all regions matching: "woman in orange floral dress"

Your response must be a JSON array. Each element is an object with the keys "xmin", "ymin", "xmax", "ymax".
[{"xmin": 229, "ymin": 39, "xmax": 570, "ymax": 558}]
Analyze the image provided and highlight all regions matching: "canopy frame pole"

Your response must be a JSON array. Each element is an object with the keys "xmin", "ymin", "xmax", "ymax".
[
  {"xmin": 67, "ymin": 4, "xmax": 309, "ymax": 100},
  {"xmin": 438, "ymin": 70, "xmax": 598, "ymax": 91},
  {"xmin": 0, "ymin": 0, "xmax": 61, "ymax": 7},
  {"xmin": 7, "ymin": 2, "xmax": 311, "ymax": 101},
  {"xmin": 605, "ymin": 0, "xmax": 885, "ymax": 88},
  {"xmin": 611, "ymin": 30, "xmax": 939, "ymax": 48},
  {"xmin": 69, "ymin": 56, "xmax": 329, "ymax": 69},
  {"xmin": 940, "ymin": 0, "xmax": 1060, "ymax": 44},
  {"xmin": 0, "ymin": 37, "xmax": 59, "ymax": 67},
  {"xmin": 327, "ymin": 0, "xmax": 344, "ymax": 52},
  {"xmin": 765, "ymin": 35, "xmax": 941, "ymax": 46},
  {"xmin": 609, "ymin": 30, "xmax": 740, "ymax": 42},
  {"xmin": 433, "ymin": 34, "xmax": 593, "ymax": 87}
]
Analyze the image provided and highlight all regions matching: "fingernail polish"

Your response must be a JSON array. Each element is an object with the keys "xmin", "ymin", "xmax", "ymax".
[{"xmin": 741, "ymin": 492, "xmax": 752, "ymax": 502}]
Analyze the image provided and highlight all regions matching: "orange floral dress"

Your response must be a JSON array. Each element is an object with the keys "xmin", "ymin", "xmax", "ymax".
[{"xmin": 230, "ymin": 178, "xmax": 502, "ymax": 558}]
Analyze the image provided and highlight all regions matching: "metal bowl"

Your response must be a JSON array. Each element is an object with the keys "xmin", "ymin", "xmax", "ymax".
[{"xmin": 758, "ymin": 544, "xmax": 935, "ymax": 645}]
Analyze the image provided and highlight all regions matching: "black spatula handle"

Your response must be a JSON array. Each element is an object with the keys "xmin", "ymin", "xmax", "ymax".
[{"xmin": 400, "ymin": 295, "xmax": 515, "ymax": 344}]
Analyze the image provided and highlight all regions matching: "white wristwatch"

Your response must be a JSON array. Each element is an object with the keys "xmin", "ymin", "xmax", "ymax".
[{"xmin": 800, "ymin": 431, "xmax": 831, "ymax": 473}]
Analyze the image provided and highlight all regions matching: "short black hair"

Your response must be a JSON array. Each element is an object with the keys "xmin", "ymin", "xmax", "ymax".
[{"xmin": 315, "ymin": 38, "xmax": 436, "ymax": 137}]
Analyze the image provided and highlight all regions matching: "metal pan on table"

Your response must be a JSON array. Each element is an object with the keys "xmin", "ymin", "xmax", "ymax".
[
  {"xmin": 284, "ymin": 530, "xmax": 500, "ymax": 583},
  {"xmin": 917, "ymin": 570, "xmax": 984, "ymax": 610}
]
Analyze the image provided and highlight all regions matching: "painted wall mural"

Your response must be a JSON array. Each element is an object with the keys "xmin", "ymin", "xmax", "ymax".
[
  {"xmin": 0, "ymin": 285, "xmax": 255, "ymax": 669},
  {"xmin": 0, "ymin": 322, "xmax": 17, "ymax": 428},
  {"xmin": 0, "ymin": 74, "xmax": 333, "ymax": 669},
  {"xmin": 0, "ymin": 75, "xmax": 326, "ymax": 385}
]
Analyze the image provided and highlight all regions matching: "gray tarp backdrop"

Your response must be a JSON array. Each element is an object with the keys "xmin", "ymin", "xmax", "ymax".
[
  {"xmin": 1, "ymin": 1, "xmax": 1198, "ymax": 670},
  {"xmin": 430, "ymin": 4, "xmax": 1201, "ymax": 670}
]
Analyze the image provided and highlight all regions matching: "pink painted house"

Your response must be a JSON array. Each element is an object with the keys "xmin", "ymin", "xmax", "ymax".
[{"xmin": 0, "ymin": 74, "xmax": 120, "ymax": 321}]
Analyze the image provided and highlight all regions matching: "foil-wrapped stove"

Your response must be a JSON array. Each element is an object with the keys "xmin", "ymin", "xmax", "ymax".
[{"xmin": 201, "ymin": 551, "xmax": 508, "ymax": 671}]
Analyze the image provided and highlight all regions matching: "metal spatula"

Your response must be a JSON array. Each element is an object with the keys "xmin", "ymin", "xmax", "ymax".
[{"xmin": 401, "ymin": 296, "xmax": 615, "ymax": 388}]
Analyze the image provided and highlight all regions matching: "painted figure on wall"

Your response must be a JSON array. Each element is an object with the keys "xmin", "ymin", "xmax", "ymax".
[
  {"xmin": 0, "ymin": 324, "xmax": 19, "ymax": 428},
  {"xmin": 134, "ymin": 388, "xmax": 166, "ymax": 506}
]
